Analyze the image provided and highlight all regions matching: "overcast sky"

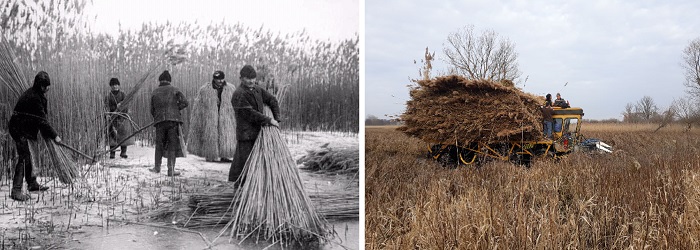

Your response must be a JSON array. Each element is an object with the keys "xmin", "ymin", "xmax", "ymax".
[
  {"xmin": 84, "ymin": 0, "xmax": 359, "ymax": 43},
  {"xmin": 366, "ymin": 0, "xmax": 700, "ymax": 120}
]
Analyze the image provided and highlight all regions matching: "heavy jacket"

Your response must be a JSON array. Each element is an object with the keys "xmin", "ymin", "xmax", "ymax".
[
  {"xmin": 105, "ymin": 90, "xmax": 135, "ymax": 147},
  {"xmin": 541, "ymin": 105, "xmax": 554, "ymax": 122},
  {"xmin": 231, "ymin": 84, "xmax": 280, "ymax": 141},
  {"xmin": 187, "ymin": 82, "xmax": 237, "ymax": 159},
  {"xmin": 8, "ymin": 83, "xmax": 58, "ymax": 140},
  {"xmin": 150, "ymin": 82, "xmax": 188, "ymax": 124}
]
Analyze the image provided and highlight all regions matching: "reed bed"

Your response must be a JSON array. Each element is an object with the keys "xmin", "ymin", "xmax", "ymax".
[
  {"xmin": 366, "ymin": 125, "xmax": 700, "ymax": 249},
  {"xmin": 1, "ymin": 20, "xmax": 358, "ymax": 182}
]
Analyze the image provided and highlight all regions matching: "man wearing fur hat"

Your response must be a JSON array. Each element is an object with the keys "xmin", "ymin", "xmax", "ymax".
[
  {"xmin": 105, "ymin": 78, "xmax": 135, "ymax": 159},
  {"xmin": 229, "ymin": 65, "xmax": 280, "ymax": 183},
  {"xmin": 8, "ymin": 71, "xmax": 61, "ymax": 201},
  {"xmin": 187, "ymin": 71, "xmax": 237, "ymax": 162},
  {"xmin": 150, "ymin": 70, "xmax": 189, "ymax": 176}
]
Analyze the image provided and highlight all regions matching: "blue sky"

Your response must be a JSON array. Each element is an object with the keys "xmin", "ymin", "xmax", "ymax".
[{"xmin": 366, "ymin": 0, "xmax": 700, "ymax": 120}]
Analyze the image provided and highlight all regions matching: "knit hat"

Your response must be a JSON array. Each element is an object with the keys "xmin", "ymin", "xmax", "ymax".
[
  {"xmin": 240, "ymin": 65, "xmax": 256, "ymax": 79},
  {"xmin": 109, "ymin": 78, "xmax": 120, "ymax": 86},
  {"xmin": 158, "ymin": 70, "xmax": 171, "ymax": 82},
  {"xmin": 213, "ymin": 70, "xmax": 225, "ymax": 80},
  {"xmin": 34, "ymin": 71, "xmax": 51, "ymax": 87}
]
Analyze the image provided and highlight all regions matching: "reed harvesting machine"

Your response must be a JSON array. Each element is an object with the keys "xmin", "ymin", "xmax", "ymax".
[{"xmin": 427, "ymin": 107, "xmax": 613, "ymax": 166}]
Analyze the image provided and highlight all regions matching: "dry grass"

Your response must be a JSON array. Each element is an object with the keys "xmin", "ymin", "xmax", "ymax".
[{"xmin": 366, "ymin": 124, "xmax": 700, "ymax": 249}]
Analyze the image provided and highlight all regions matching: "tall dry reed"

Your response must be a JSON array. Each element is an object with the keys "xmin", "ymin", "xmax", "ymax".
[{"xmin": 366, "ymin": 125, "xmax": 700, "ymax": 249}]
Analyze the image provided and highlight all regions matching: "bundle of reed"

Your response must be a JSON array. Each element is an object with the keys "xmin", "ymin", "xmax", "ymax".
[
  {"xmin": 220, "ymin": 106, "xmax": 329, "ymax": 244},
  {"xmin": 115, "ymin": 64, "xmax": 161, "ymax": 113},
  {"xmin": 116, "ymin": 46, "xmax": 188, "ymax": 112},
  {"xmin": 27, "ymin": 134, "xmax": 81, "ymax": 184},
  {"xmin": 0, "ymin": 36, "xmax": 82, "ymax": 184},
  {"xmin": 150, "ymin": 187, "xmax": 358, "ymax": 229},
  {"xmin": 297, "ymin": 144, "xmax": 359, "ymax": 174},
  {"xmin": 0, "ymin": 36, "xmax": 29, "ymax": 99}
]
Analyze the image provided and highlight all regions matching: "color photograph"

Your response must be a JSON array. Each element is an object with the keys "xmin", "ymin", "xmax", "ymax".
[{"xmin": 366, "ymin": 1, "xmax": 700, "ymax": 249}]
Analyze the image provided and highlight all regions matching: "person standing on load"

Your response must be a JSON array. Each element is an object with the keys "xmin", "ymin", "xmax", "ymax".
[
  {"xmin": 187, "ymin": 70, "xmax": 237, "ymax": 162},
  {"xmin": 149, "ymin": 70, "xmax": 189, "ymax": 176},
  {"xmin": 229, "ymin": 65, "xmax": 280, "ymax": 184},
  {"xmin": 7, "ymin": 71, "xmax": 60, "ymax": 201},
  {"xmin": 554, "ymin": 92, "xmax": 570, "ymax": 108},
  {"xmin": 105, "ymin": 78, "xmax": 135, "ymax": 159},
  {"xmin": 542, "ymin": 101, "xmax": 554, "ymax": 140}
]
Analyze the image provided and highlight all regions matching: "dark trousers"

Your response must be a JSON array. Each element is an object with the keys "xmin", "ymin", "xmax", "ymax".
[
  {"xmin": 110, "ymin": 146, "xmax": 127, "ymax": 155},
  {"xmin": 229, "ymin": 140, "xmax": 255, "ymax": 182},
  {"xmin": 12, "ymin": 136, "xmax": 37, "ymax": 191},
  {"xmin": 154, "ymin": 121, "xmax": 181, "ymax": 169}
]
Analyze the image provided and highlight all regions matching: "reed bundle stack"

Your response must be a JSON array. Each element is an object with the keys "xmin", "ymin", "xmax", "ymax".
[
  {"xmin": 297, "ymin": 143, "xmax": 359, "ymax": 174},
  {"xmin": 150, "ymin": 187, "xmax": 358, "ymax": 229}
]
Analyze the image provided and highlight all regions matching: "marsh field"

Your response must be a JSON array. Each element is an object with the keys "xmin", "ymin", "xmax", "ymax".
[{"xmin": 365, "ymin": 123, "xmax": 700, "ymax": 249}]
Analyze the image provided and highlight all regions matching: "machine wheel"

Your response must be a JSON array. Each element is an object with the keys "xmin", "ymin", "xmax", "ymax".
[
  {"xmin": 510, "ymin": 152, "xmax": 532, "ymax": 168},
  {"xmin": 437, "ymin": 145, "xmax": 457, "ymax": 167}
]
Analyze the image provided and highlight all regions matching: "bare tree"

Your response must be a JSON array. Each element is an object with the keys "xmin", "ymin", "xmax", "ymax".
[
  {"xmin": 682, "ymin": 38, "xmax": 700, "ymax": 96},
  {"xmin": 635, "ymin": 96, "xmax": 658, "ymax": 121},
  {"xmin": 442, "ymin": 25, "xmax": 521, "ymax": 83},
  {"xmin": 672, "ymin": 96, "xmax": 700, "ymax": 130},
  {"xmin": 622, "ymin": 102, "xmax": 640, "ymax": 123}
]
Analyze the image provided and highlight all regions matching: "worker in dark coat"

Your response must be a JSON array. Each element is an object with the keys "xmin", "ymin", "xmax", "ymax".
[
  {"xmin": 7, "ymin": 71, "xmax": 60, "ymax": 201},
  {"xmin": 105, "ymin": 78, "xmax": 135, "ymax": 159},
  {"xmin": 229, "ymin": 65, "xmax": 280, "ymax": 183},
  {"xmin": 149, "ymin": 70, "xmax": 188, "ymax": 176}
]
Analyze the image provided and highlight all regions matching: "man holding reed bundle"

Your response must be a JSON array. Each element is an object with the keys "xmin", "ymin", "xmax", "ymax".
[
  {"xmin": 149, "ymin": 70, "xmax": 189, "ymax": 176},
  {"xmin": 105, "ymin": 78, "xmax": 135, "ymax": 159},
  {"xmin": 7, "ymin": 71, "xmax": 60, "ymax": 201},
  {"xmin": 187, "ymin": 70, "xmax": 237, "ymax": 162},
  {"xmin": 229, "ymin": 65, "xmax": 280, "ymax": 183}
]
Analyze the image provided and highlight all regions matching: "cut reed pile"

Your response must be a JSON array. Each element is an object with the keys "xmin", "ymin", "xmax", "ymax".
[
  {"xmin": 0, "ymin": 36, "xmax": 80, "ymax": 184},
  {"xmin": 298, "ymin": 143, "xmax": 359, "ymax": 174},
  {"xmin": 150, "ymin": 187, "xmax": 358, "ymax": 228},
  {"xmin": 398, "ymin": 75, "xmax": 544, "ymax": 145},
  {"xmin": 219, "ymin": 106, "xmax": 328, "ymax": 244}
]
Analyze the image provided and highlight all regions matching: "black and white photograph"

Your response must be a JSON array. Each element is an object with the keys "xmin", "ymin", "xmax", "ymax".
[{"xmin": 0, "ymin": 0, "xmax": 359, "ymax": 249}]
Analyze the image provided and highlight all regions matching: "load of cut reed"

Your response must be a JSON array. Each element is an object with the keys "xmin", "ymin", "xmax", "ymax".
[
  {"xmin": 220, "ymin": 107, "xmax": 328, "ymax": 244},
  {"xmin": 0, "ymin": 36, "xmax": 81, "ymax": 184}
]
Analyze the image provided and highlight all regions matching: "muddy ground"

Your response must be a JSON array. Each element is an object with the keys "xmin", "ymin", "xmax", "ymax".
[{"xmin": 0, "ymin": 131, "xmax": 359, "ymax": 250}]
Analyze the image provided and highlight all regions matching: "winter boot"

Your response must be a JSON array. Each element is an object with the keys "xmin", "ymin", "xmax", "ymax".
[
  {"xmin": 10, "ymin": 188, "xmax": 30, "ymax": 201},
  {"xmin": 167, "ymin": 165, "xmax": 181, "ymax": 176},
  {"xmin": 167, "ymin": 157, "xmax": 180, "ymax": 176},
  {"xmin": 120, "ymin": 146, "xmax": 128, "ymax": 158},
  {"xmin": 28, "ymin": 182, "xmax": 49, "ymax": 192},
  {"xmin": 149, "ymin": 165, "xmax": 161, "ymax": 173}
]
